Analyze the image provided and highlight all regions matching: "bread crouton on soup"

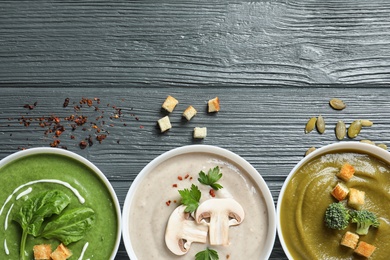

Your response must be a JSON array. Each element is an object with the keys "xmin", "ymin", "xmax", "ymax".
[
  {"xmin": 162, "ymin": 95, "xmax": 179, "ymax": 113},
  {"xmin": 340, "ymin": 231, "xmax": 359, "ymax": 249},
  {"xmin": 348, "ymin": 188, "xmax": 365, "ymax": 209},
  {"xmin": 50, "ymin": 243, "xmax": 72, "ymax": 260},
  {"xmin": 157, "ymin": 116, "xmax": 172, "ymax": 132},
  {"xmin": 337, "ymin": 163, "xmax": 355, "ymax": 182},
  {"xmin": 193, "ymin": 127, "xmax": 207, "ymax": 139},
  {"xmin": 208, "ymin": 97, "xmax": 220, "ymax": 113},
  {"xmin": 354, "ymin": 241, "xmax": 376, "ymax": 258},
  {"xmin": 33, "ymin": 244, "xmax": 52, "ymax": 260},
  {"xmin": 183, "ymin": 105, "xmax": 197, "ymax": 121},
  {"xmin": 331, "ymin": 182, "xmax": 349, "ymax": 201}
]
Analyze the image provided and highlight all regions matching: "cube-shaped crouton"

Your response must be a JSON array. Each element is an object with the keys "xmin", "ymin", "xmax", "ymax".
[
  {"xmin": 208, "ymin": 97, "xmax": 220, "ymax": 113},
  {"xmin": 183, "ymin": 106, "xmax": 197, "ymax": 121},
  {"xmin": 162, "ymin": 95, "xmax": 179, "ymax": 113},
  {"xmin": 348, "ymin": 188, "xmax": 365, "ymax": 209},
  {"xmin": 340, "ymin": 231, "xmax": 359, "ymax": 249},
  {"xmin": 193, "ymin": 127, "xmax": 207, "ymax": 139},
  {"xmin": 337, "ymin": 163, "xmax": 355, "ymax": 182},
  {"xmin": 354, "ymin": 241, "xmax": 376, "ymax": 258},
  {"xmin": 50, "ymin": 244, "xmax": 72, "ymax": 260},
  {"xmin": 158, "ymin": 116, "xmax": 172, "ymax": 132},
  {"xmin": 331, "ymin": 183, "xmax": 349, "ymax": 201},
  {"xmin": 33, "ymin": 244, "xmax": 52, "ymax": 260}
]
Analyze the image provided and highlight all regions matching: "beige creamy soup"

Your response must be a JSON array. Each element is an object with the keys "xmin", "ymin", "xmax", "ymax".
[{"xmin": 128, "ymin": 152, "xmax": 269, "ymax": 259}]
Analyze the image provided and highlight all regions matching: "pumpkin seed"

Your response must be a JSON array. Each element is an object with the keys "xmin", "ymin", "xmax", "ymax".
[
  {"xmin": 361, "ymin": 120, "xmax": 373, "ymax": 127},
  {"xmin": 329, "ymin": 98, "xmax": 346, "ymax": 110},
  {"xmin": 360, "ymin": 139, "xmax": 375, "ymax": 145},
  {"xmin": 335, "ymin": 120, "xmax": 346, "ymax": 140},
  {"xmin": 305, "ymin": 147, "xmax": 316, "ymax": 156},
  {"xmin": 316, "ymin": 115, "xmax": 325, "ymax": 134},
  {"xmin": 305, "ymin": 117, "xmax": 317, "ymax": 134},
  {"xmin": 347, "ymin": 120, "xmax": 362, "ymax": 138},
  {"xmin": 377, "ymin": 143, "xmax": 388, "ymax": 150}
]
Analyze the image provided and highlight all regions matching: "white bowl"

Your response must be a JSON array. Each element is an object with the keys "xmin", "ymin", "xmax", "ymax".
[
  {"xmin": 122, "ymin": 145, "xmax": 276, "ymax": 260},
  {"xmin": 0, "ymin": 147, "xmax": 121, "ymax": 260},
  {"xmin": 277, "ymin": 142, "xmax": 390, "ymax": 259}
]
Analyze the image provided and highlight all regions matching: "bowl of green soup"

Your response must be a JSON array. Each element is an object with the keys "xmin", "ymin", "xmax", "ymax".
[
  {"xmin": 0, "ymin": 147, "xmax": 121, "ymax": 260},
  {"xmin": 277, "ymin": 142, "xmax": 390, "ymax": 259}
]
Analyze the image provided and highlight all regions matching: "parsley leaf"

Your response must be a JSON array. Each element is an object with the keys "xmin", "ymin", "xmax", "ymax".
[
  {"xmin": 178, "ymin": 184, "xmax": 201, "ymax": 213},
  {"xmin": 195, "ymin": 248, "xmax": 219, "ymax": 260},
  {"xmin": 198, "ymin": 166, "xmax": 223, "ymax": 190}
]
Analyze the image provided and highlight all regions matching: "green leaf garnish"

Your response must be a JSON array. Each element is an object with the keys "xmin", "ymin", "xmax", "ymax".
[
  {"xmin": 198, "ymin": 166, "xmax": 223, "ymax": 190},
  {"xmin": 195, "ymin": 247, "xmax": 219, "ymax": 260},
  {"xmin": 178, "ymin": 184, "xmax": 201, "ymax": 213}
]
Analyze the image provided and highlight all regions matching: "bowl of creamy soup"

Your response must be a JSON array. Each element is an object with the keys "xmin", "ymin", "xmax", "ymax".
[
  {"xmin": 0, "ymin": 147, "xmax": 121, "ymax": 260},
  {"xmin": 122, "ymin": 145, "xmax": 276, "ymax": 259},
  {"xmin": 277, "ymin": 142, "xmax": 390, "ymax": 259}
]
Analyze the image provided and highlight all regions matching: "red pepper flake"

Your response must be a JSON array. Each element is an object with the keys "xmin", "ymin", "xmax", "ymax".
[
  {"xmin": 189, "ymin": 177, "xmax": 193, "ymax": 180},
  {"xmin": 178, "ymin": 176, "xmax": 183, "ymax": 181},
  {"xmin": 70, "ymin": 135, "xmax": 75, "ymax": 139},
  {"xmin": 87, "ymin": 135, "xmax": 93, "ymax": 146},
  {"xmin": 96, "ymin": 134, "xmax": 107, "ymax": 143},
  {"xmin": 50, "ymin": 140, "xmax": 60, "ymax": 147},
  {"xmin": 172, "ymin": 184, "xmax": 178, "ymax": 188},
  {"xmin": 226, "ymin": 254, "xmax": 230, "ymax": 259},
  {"xmin": 166, "ymin": 200, "xmax": 171, "ymax": 206},
  {"xmin": 173, "ymin": 200, "xmax": 177, "ymax": 203},
  {"xmin": 79, "ymin": 140, "xmax": 88, "ymax": 149},
  {"xmin": 63, "ymin": 98, "xmax": 70, "ymax": 108},
  {"xmin": 209, "ymin": 189, "xmax": 216, "ymax": 197},
  {"xmin": 23, "ymin": 102, "xmax": 37, "ymax": 110},
  {"xmin": 184, "ymin": 174, "xmax": 189, "ymax": 179}
]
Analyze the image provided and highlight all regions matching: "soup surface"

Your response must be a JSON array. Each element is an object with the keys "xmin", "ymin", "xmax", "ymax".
[
  {"xmin": 280, "ymin": 152, "xmax": 390, "ymax": 259},
  {"xmin": 128, "ymin": 152, "xmax": 269, "ymax": 259},
  {"xmin": 0, "ymin": 153, "xmax": 118, "ymax": 259}
]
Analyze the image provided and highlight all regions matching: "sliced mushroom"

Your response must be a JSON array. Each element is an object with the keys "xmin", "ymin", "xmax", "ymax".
[
  {"xmin": 165, "ymin": 205, "xmax": 208, "ymax": 255},
  {"xmin": 195, "ymin": 198, "xmax": 245, "ymax": 246}
]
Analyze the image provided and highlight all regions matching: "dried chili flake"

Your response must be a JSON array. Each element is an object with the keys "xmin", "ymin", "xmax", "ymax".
[
  {"xmin": 87, "ymin": 135, "xmax": 93, "ymax": 146},
  {"xmin": 184, "ymin": 174, "xmax": 189, "ymax": 179},
  {"xmin": 172, "ymin": 184, "xmax": 178, "ymax": 188},
  {"xmin": 63, "ymin": 98, "xmax": 70, "ymax": 108},
  {"xmin": 209, "ymin": 189, "xmax": 216, "ymax": 197},
  {"xmin": 79, "ymin": 140, "xmax": 88, "ymax": 149},
  {"xmin": 178, "ymin": 176, "xmax": 183, "ymax": 181},
  {"xmin": 50, "ymin": 140, "xmax": 60, "ymax": 147},
  {"xmin": 166, "ymin": 200, "xmax": 171, "ymax": 206},
  {"xmin": 96, "ymin": 134, "xmax": 107, "ymax": 143}
]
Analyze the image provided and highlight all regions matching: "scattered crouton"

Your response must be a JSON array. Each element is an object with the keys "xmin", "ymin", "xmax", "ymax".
[
  {"xmin": 331, "ymin": 183, "xmax": 349, "ymax": 201},
  {"xmin": 354, "ymin": 241, "xmax": 376, "ymax": 258},
  {"xmin": 162, "ymin": 95, "xmax": 179, "ymax": 113},
  {"xmin": 348, "ymin": 188, "xmax": 365, "ymax": 209},
  {"xmin": 183, "ymin": 106, "xmax": 197, "ymax": 121},
  {"xmin": 208, "ymin": 97, "xmax": 220, "ymax": 113},
  {"xmin": 193, "ymin": 127, "xmax": 207, "ymax": 139},
  {"xmin": 337, "ymin": 163, "xmax": 355, "ymax": 182},
  {"xmin": 50, "ymin": 243, "xmax": 72, "ymax": 260},
  {"xmin": 33, "ymin": 244, "xmax": 52, "ymax": 260},
  {"xmin": 340, "ymin": 231, "xmax": 359, "ymax": 249},
  {"xmin": 158, "ymin": 116, "xmax": 172, "ymax": 132}
]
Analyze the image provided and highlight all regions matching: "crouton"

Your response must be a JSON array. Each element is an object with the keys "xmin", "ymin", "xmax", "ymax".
[
  {"xmin": 33, "ymin": 244, "xmax": 52, "ymax": 260},
  {"xmin": 354, "ymin": 241, "xmax": 376, "ymax": 258},
  {"xmin": 337, "ymin": 163, "xmax": 355, "ymax": 182},
  {"xmin": 340, "ymin": 231, "xmax": 359, "ymax": 249},
  {"xmin": 348, "ymin": 188, "xmax": 365, "ymax": 209},
  {"xmin": 162, "ymin": 95, "xmax": 179, "ymax": 113},
  {"xmin": 50, "ymin": 243, "xmax": 72, "ymax": 260},
  {"xmin": 331, "ymin": 183, "xmax": 349, "ymax": 201},
  {"xmin": 157, "ymin": 116, "xmax": 172, "ymax": 132},
  {"xmin": 183, "ymin": 106, "xmax": 197, "ymax": 121},
  {"xmin": 208, "ymin": 97, "xmax": 220, "ymax": 113},
  {"xmin": 193, "ymin": 127, "xmax": 207, "ymax": 139}
]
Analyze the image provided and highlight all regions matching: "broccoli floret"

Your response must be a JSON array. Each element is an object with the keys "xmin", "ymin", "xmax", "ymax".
[
  {"xmin": 350, "ymin": 210, "xmax": 380, "ymax": 235},
  {"xmin": 324, "ymin": 202, "xmax": 350, "ymax": 230}
]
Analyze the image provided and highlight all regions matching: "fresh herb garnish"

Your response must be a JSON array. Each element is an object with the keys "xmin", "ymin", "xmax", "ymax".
[
  {"xmin": 13, "ymin": 190, "xmax": 71, "ymax": 260},
  {"xmin": 41, "ymin": 207, "xmax": 95, "ymax": 245},
  {"xmin": 198, "ymin": 166, "xmax": 223, "ymax": 190},
  {"xmin": 195, "ymin": 247, "xmax": 219, "ymax": 260},
  {"xmin": 178, "ymin": 184, "xmax": 201, "ymax": 213}
]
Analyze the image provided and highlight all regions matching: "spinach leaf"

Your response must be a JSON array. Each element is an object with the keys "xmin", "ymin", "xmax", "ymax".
[
  {"xmin": 41, "ymin": 207, "xmax": 95, "ymax": 245},
  {"xmin": 13, "ymin": 190, "xmax": 70, "ymax": 260}
]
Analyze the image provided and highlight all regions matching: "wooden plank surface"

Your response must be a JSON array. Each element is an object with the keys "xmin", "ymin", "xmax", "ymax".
[
  {"xmin": 1, "ymin": 0, "xmax": 390, "ymax": 86},
  {"xmin": 1, "ymin": 87, "xmax": 390, "ymax": 259}
]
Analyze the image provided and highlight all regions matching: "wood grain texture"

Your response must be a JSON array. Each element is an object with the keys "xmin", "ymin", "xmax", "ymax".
[
  {"xmin": 1, "ymin": 0, "xmax": 390, "ymax": 86},
  {"xmin": 1, "ymin": 87, "xmax": 390, "ymax": 259}
]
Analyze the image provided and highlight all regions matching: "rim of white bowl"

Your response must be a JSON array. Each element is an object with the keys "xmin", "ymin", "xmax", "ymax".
[
  {"xmin": 0, "ymin": 147, "xmax": 121, "ymax": 260},
  {"xmin": 276, "ymin": 141, "xmax": 390, "ymax": 259},
  {"xmin": 122, "ymin": 144, "xmax": 276, "ymax": 260}
]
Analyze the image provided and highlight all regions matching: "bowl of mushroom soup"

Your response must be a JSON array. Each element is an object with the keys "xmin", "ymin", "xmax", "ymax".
[{"xmin": 122, "ymin": 145, "xmax": 276, "ymax": 259}]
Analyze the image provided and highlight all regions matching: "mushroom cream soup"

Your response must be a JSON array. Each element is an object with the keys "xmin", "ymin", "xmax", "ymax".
[
  {"xmin": 280, "ymin": 152, "xmax": 390, "ymax": 259},
  {"xmin": 0, "ymin": 153, "xmax": 118, "ymax": 259},
  {"xmin": 128, "ymin": 152, "xmax": 269, "ymax": 259}
]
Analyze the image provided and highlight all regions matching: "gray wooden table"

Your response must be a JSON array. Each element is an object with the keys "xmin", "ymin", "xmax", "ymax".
[{"xmin": 1, "ymin": 1, "xmax": 390, "ymax": 259}]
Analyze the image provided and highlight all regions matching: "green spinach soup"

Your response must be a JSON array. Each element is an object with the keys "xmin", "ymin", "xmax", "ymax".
[
  {"xmin": 280, "ymin": 152, "xmax": 390, "ymax": 259},
  {"xmin": 0, "ymin": 152, "xmax": 118, "ymax": 259}
]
